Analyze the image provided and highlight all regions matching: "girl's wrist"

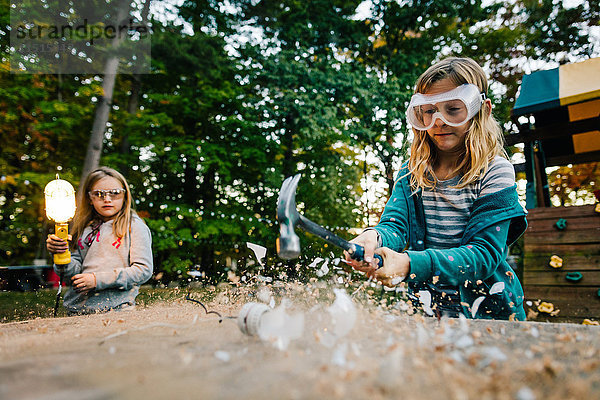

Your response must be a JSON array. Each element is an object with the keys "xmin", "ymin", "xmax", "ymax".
[{"xmin": 402, "ymin": 252, "xmax": 411, "ymax": 277}]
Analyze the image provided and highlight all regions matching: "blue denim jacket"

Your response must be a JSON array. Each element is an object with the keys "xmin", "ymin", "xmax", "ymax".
[{"xmin": 374, "ymin": 163, "xmax": 528, "ymax": 320}]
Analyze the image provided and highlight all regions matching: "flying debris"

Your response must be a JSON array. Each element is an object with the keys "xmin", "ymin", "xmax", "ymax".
[
  {"xmin": 247, "ymin": 242, "xmax": 267, "ymax": 266},
  {"xmin": 489, "ymin": 282, "xmax": 505, "ymax": 295},
  {"xmin": 417, "ymin": 290, "xmax": 434, "ymax": 316}
]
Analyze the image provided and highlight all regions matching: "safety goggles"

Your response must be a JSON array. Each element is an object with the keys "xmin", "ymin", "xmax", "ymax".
[
  {"xmin": 89, "ymin": 188, "xmax": 125, "ymax": 200},
  {"xmin": 406, "ymin": 84, "xmax": 485, "ymax": 130}
]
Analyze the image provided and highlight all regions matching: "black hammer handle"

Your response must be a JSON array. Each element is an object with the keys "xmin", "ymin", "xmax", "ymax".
[{"xmin": 298, "ymin": 215, "xmax": 384, "ymax": 267}]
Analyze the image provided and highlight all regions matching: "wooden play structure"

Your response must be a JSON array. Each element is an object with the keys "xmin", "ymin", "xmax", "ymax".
[{"xmin": 508, "ymin": 57, "xmax": 600, "ymax": 323}]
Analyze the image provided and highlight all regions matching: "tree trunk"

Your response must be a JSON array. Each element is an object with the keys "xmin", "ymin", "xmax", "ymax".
[
  {"xmin": 79, "ymin": 0, "xmax": 131, "ymax": 188},
  {"xmin": 120, "ymin": 0, "xmax": 150, "ymax": 171},
  {"xmin": 119, "ymin": 74, "xmax": 139, "ymax": 174}
]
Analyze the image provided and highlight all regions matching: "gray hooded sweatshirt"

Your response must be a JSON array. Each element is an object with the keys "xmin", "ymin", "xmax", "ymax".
[{"xmin": 54, "ymin": 213, "xmax": 153, "ymax": 314}]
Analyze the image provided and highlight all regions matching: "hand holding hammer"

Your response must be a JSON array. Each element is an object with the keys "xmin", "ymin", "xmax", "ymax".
[{"xmin": 345, "ymin": 230, "xmax": 409, "ymax": 286}]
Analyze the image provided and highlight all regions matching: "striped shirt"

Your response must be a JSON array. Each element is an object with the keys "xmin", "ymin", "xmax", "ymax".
[{"xmin": 422, "ymin": 156, "xmax": 516, "ymax": 250}]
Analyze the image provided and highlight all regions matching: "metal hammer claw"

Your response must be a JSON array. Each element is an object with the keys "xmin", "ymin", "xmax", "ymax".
[{"xmin": 276, "ymin": 174, "xmax": 383, "ymax": 266}]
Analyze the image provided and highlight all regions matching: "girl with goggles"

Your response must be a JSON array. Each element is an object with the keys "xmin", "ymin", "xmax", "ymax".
[
  {"xmin": 88, "ymin": 188, "xmax": 126, "ymax": 200},
  {"xmin": 46, "ymin": 166, "xmax": 153, "ymax": 315},
  {"xmin": 346, "ymin": 57, "xmax": 527, "ymax": 321},
  {"xmin": 406, "ymin": 83, "xmax": 486, "ymax": 131}
]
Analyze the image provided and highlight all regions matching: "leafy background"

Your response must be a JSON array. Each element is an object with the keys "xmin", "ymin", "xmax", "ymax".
[{"xmin": 1, "ymin": 0, "xmax": 599, "ymax": 284}]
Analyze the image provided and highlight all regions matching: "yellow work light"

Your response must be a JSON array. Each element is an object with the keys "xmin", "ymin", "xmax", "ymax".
[{"xmin": 44, "ymin": 176, "xmax": 76, "ymax": 265}]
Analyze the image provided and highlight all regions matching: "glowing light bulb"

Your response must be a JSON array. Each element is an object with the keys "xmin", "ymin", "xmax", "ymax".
[
  {"xmin": 44, "ymin": 176, "xmax": 76, "ymax": 265},
  {"xmin": 45, "ymin": 177, "xmax": 76, "ymax": 223}
]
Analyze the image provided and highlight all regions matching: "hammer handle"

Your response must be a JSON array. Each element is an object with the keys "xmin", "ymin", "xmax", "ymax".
[
  {"xmin": 298, "ymin": 215, "xmax": 383, "ymax": 267},
  {"xmin": 350, "ymin": 244, "xmax": 384, "ymax": 267}
]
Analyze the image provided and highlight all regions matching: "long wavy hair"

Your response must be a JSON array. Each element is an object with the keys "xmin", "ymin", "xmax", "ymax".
[
  {"xmin": 70, "ymin": 167, "xmax": 133, "ymax": 248},
  {"xmin": 407, "ymin": 57, "xmax": 507, "ymax": 190}
]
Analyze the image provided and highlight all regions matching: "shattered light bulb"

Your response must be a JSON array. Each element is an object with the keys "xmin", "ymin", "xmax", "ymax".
[
  {"xmin": 256, "ymin": 286, "xmax": 272, "ymax": 304},
  {"xmin": 257, "ymin": 300, "xmax": 304, "ymax": 350},
  {"xmin": 237, "ymin": 302, "xmax": 270, "ymax": 336},
  {"xmin": 318, "ymin": 289, "xmax": 357, "ymax": 348},
  {"xmin": 237, "ymin": 301, "xmax": 304, "ymax": 351},
  {"xmin": 328, "ymin": 289, "xmax": 356, "ymax": 337}
]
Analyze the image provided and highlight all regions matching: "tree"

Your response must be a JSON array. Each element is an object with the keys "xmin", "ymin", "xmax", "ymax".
[
  {"xmin": 108, "ymin": 17, "xmax": 264, "ymax": 278},
  {"xmin": 237, "ymin": 0, "xmax": 374, "ymax": 222},
  {"xmin": 441, "ymin": 0, "xmax": 599, "ymax": 130},
  {"xmin": 0, "ymin": 71, "xmax": 99, "ymax": 264},
  {"xmin": 80, "ymin": 0, "xmax": 145, "ymax": 185},
  {"xmin": 547, "ymin": 162, "xmax": 600, "ymax": 207},
  {"xmin": 2, "ymin": 0, "xmax": 599, "ymax": 277}
]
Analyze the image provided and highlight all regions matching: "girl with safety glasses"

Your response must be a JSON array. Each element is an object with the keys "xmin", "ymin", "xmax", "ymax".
[
  {"xmin": 346, "ymin": 57, "xmax": 527, "ymax": 320},
  {"xmin": 46, "ymin": 166, "xmax": 153, "ymax": 314}
]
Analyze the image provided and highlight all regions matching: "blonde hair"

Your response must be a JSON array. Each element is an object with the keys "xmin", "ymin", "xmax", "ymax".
[
  {"xmin": 407, "ymin": 57, "xmax": 507, "ymax": 190},
  {"xmin": 70, "ymin": 167, "xmax": 133, "ymax": 248}
]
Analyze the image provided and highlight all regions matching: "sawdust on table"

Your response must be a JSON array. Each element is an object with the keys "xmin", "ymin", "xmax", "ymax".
[{"xmin": 1, "ymin": 283, "xmax": 599, "ymax": 400}]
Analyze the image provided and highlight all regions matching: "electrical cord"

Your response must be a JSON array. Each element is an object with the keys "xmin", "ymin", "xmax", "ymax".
[
  {"xmin": 185, "ymin": 291, "xmax": 225, "ymax": 323},
  {"xmin": 53, "ymin": 269, "xmax": 64, "ymax": 317}
]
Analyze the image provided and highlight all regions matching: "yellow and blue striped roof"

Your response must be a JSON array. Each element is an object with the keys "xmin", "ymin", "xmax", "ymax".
[{"xmin": 512, "ymin": 58, "xmax": 600, "ymax": 117}]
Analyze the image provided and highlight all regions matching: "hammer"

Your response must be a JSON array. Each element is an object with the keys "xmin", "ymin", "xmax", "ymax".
[{"xmin": 276, "ymin": 174, "xmax": 383, "ymax": 266}]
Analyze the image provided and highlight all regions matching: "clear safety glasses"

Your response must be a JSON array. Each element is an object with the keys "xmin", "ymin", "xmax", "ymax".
[
  {"xmin": 89, "ymin": 188, "xmax": 125, "ymax": 200},
  {"xmin": 406, "ymin": 84, "xmax": 486, "ymax": 131}
]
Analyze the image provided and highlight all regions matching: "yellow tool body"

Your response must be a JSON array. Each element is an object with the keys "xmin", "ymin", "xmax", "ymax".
[{"xmin": 53, "ymin": 222, "xmax": 71, "ymax": 265}]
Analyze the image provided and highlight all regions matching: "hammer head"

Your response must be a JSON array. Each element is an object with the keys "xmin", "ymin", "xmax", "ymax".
[{"xmin": 276, "ymin": 174, "xmax": 302, "ymax": 259}]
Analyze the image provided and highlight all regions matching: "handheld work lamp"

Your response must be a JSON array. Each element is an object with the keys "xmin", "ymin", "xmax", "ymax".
[{"xmin": 44, "ymin": 176, "xmax": 76, "ymax": 265}]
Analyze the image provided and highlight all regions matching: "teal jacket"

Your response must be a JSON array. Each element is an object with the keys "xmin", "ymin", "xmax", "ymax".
[{"xmin": 374, "ymin": 164, "xmax": 527, "ymax": 320}]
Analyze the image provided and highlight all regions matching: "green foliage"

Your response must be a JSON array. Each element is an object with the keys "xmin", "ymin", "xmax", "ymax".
[
  {"xmin": 0, "ymin": 71, "xmax": 97, "ymax": 263},
  {"xmin": 1, "ymin": 0, "xmax": 598, "ymax": 285}
]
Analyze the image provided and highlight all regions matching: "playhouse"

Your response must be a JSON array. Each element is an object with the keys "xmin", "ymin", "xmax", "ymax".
[{"xmin": 508, "ymin": 57, "xmax": 600, "ymax": 323}]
